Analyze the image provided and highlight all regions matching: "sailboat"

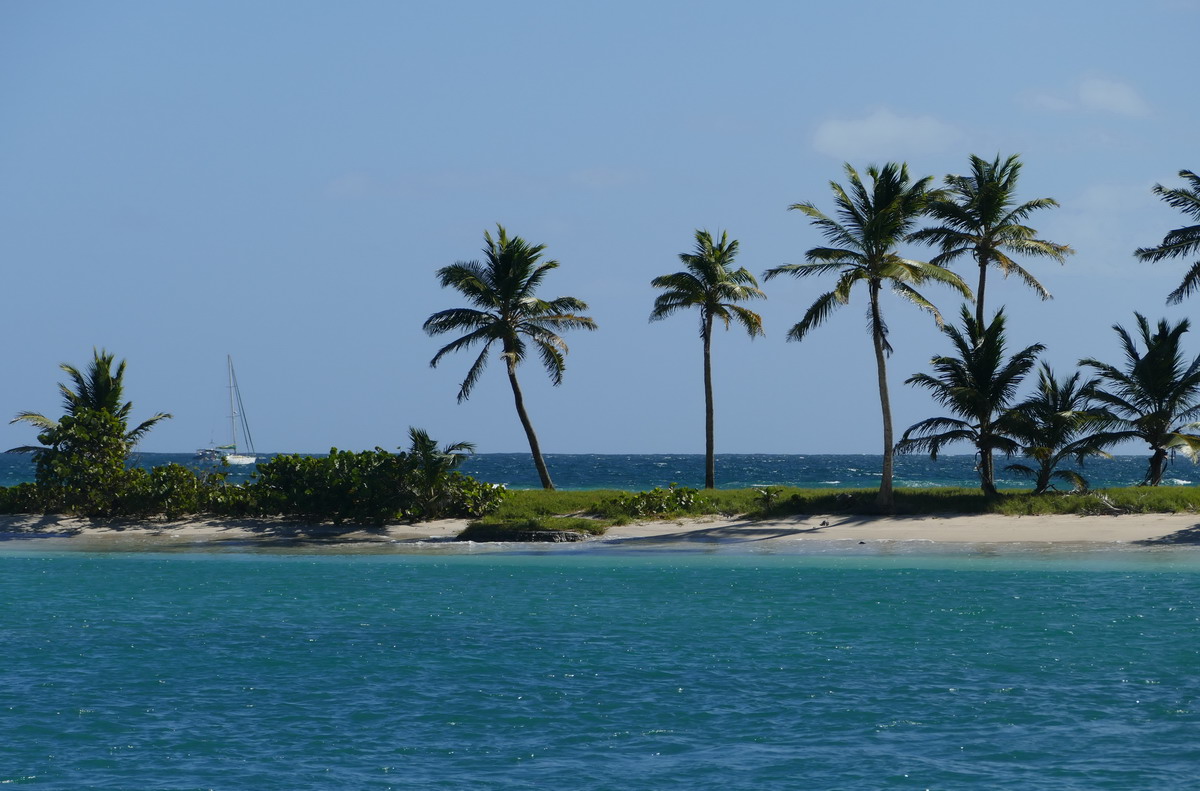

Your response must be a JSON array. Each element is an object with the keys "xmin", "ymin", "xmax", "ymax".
[{"xmin": 196, "ymin": 355, "xmax": 257, "ymax": 465}]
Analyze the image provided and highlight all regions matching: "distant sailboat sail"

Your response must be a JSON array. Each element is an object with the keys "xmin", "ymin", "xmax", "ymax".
[{"xmin": 196, "ymin": 355, "xmax": 257, "ymax": 465}]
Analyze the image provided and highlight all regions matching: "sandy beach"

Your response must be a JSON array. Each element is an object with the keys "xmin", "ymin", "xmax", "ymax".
[{"xmin": 2, "ymin": 511, "xmax": 1199, "ymax": 551}]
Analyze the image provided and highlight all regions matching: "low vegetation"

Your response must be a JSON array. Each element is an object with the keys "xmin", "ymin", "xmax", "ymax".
[{"xmin": 458, "ymin": 483, "xmax": 1200, "ymax": 539}]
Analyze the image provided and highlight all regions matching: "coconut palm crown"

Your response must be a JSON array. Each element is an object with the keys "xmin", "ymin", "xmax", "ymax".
[
  {"xmin": 9, "ymin": 349, "xmax": 172, "ymax": 454},
  {"xmin": 423, "ymin": 224, "xmax": 597, "ymax": 490},
  {"xmin": 896, "ymin": 307, "xmax": 1043, "ymax": 497},
  {"xmin": 1079, "ymin": 313, "xmax": 1200, "ymax": 486},
  {"xmin": 1135, "ymin": 169, "xmax": 1200, "ymax": 304},
  {"xmin": 650, "ymin": 229, "xmax": 765, "ymax": 489},
  {"xmin": 1004, "ymin": 363, "xmax": 1115, "ymax": 494},
  {"xmin": 764, "ymin": 162, "xmax": 972, "ymax": 511},
  {"xmin": 911, "ymin": 153, "xmax": 1073, "ymax": 327}
]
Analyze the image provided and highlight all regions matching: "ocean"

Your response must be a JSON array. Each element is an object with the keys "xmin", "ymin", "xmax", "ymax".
[
  {"xmin": 0, "ymin": 451, "xmax": 1193, "ymax": 491},
  {"xmin": 5, "ymin": 453, "xmax": 1200, "ymax": 788},
  {"xmin": 4, "ymin": 551, "xmax": 1200, "ymax": 789}
]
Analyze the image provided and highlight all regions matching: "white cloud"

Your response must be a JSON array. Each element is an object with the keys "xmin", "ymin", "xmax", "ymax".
[
  {"xmin": 1078, "ymin": 77, "xmax": 1150, "ymax": 116},
  {"xmin": 811, "ymin": 108, "xmax": 964, "ymax": 161},
  {"xmin": 1028, "ymin": 76, "xmax": 1150, "ymax": 117}
]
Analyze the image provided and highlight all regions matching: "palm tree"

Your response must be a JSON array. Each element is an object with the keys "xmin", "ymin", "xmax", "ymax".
[
  {"xmin": 896, "ymin": 307, "xmax": 1043, "ymax": 497},
  {"xmin": 1004, "ymin": 363, "xmax": 1115, "ymax": 494},
  {"xmin": 1135, "ymin": 169, "xmax": 1200, "ymax": 304},
  {"xmin": 404, "ymin": 426, "xmax": 475, "ymax": 519},
  {"xmin": 650, "ymin": 230, "xmax": 765, "ymax": 489},
  {"xmin": 9, "ymin": 348, "xmax": 172, "ymax": 453},
  {"xmin": 423, "ymin": 225, "xmax": 597, "ymax": 490},
  {"xmin": 764, "ymin": 162, "xmax": 972, "ymax": 511},
  {"xmin": 911, "ymin": 153, "xmax": 1073, "ymax": 328},
  {"xmin": 1080, "ymin": 314, "xmax": 1200, "ymax": 486}
]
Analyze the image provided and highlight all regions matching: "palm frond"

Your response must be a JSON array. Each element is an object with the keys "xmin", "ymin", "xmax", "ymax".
[
  {"xmin": 456, "ymin": 346, "xmax": 491, "ymax": 403},
  {"xmin": 423, "ymin": 307, "xmax": 496, "ymax": 337},
  {"xmin": 10, "ymin": 412, "xmax": 57, "ymax": 430},
  {"xmin": 785, "ymin": 290, "xmax": 843, "ymax": 342},
  {"xmin": 1166, "ymin": 260, "xmax": 1200, "ymax": 305},
  {"xmin": 126, "ymin": 412, "xmax": 173, "ymax": 446},
  {"xmin": 535, "ymin": 338, "xmax": 567, "ymax": 386},
  {"xmin": 429, "ymin": 326, "xmax": 495, "ymax": 368}
]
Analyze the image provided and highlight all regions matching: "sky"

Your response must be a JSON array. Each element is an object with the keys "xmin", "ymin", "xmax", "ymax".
[{"xmin": 2, "ymin": 0, "xmax": 1198, "ymax": 457}]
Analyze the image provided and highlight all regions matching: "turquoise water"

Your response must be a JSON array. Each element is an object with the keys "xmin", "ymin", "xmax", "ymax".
[
  {"xmin": 5, "ymin": 550, "xmax": 1200, "ymax": 789},
  {"xmin": 0, "ymin": 452, "xmax": 1193, "ymax": 491}
]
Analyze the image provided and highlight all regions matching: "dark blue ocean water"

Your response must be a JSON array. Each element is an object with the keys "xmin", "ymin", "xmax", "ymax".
[
  {"xmin": 4, "ymin": 551, "xmax": 1200, "ymax": 790},
  {"xmin": 0, "ymin": 452, "xmax": 1193, "ymax": 491}
]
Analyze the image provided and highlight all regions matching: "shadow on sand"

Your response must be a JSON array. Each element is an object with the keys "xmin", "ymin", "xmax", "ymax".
[
  {"xmin": 0, "ymin": 515, "xmax": 435, "ymax": 550},
  {"xmin": 1134, "ymin": 524, "xmax": 1200, "ymax": 546},
  {"xmin": 601, "ymin": 515, "xmax": 883, "ymax": 546}
]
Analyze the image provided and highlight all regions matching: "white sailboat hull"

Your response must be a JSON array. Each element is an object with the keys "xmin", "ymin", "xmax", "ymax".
[{"xmin": 223, "ymin": 453, "xmax": 257, "ymax": 466}]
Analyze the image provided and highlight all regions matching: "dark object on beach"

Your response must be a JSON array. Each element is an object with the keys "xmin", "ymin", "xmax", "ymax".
[{"xmin": 456, "ymin": 524, "xmax": 588, "ymax": 543}]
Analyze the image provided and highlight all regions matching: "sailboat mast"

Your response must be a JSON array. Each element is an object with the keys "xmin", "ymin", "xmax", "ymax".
[
  {"xmin": 227, "ymin": 354, "xmax": 238, "ymax": 453},
  {"xmin": 229, "ymin": 357, "xmax": 255, "ymax": 455}
]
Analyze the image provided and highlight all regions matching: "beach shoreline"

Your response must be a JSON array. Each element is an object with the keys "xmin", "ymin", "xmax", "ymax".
[{"xmin": 2, "ymin": 512, "xmax": 1198, "ymax": 552}]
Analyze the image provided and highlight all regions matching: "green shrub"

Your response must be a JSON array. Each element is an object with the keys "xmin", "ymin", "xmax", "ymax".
[
  {"xmin": 31, "ymin": 409, "xmax": 138, "ymax": 517},
  {"xmin": 133, "ymin": 463, "xmax": 207, "ymax": 519},
  {"xmin": 599, "ymin": 484, "xmax": 706, "ymax": 518},
  {"xmin": 250, "ymin": 448, "xmax": 416, "ymax": 525},
  {"xmin": 248, "ymin": 444, "xmax": 506, "ymax": 525},
  {"xmin": 0, "ymin": 483, "xmax": 49, "ymax": 514},
  {"xmin": 441, "ymin": 474, "xmax": 506, "ymax": 519}
]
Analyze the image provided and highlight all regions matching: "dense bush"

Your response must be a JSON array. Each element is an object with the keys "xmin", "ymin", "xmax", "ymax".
[
  {"xmin": 121, "ymin": 464, "xmax": 210, "ymax": 520},
  {"xmin": 250, "ymin": 448, "xmax": 415, "ymax": 525},
  {"xmin": 0, "ymin": 441, "xmax": 506, "ymax": 524},
  {"xmin": 30, "ymin": 409, "xmax": 141, "ymax": 517},
  {"xmin": 247, "ymin": 447, "xmax": 505, "ymax": 525}
]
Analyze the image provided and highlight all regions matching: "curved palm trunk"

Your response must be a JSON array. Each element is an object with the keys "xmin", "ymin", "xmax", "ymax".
[
  {"xmin": 702, "ymin": 314, "xmax": 715, "ymax": 489},
  {"xmin": 505, "ymin": 357, "xmax": 555, "ymax": 490},
  {"xmin": 870, "ymin": 283, "xmax": 895, "ymax": 513}
]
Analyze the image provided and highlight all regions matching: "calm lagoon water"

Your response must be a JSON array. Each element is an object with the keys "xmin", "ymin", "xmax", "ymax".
[
  {"xmin": 5, "ymin": 451, "xmax": 1200, "ymax": 787},
  {"xmin": 5, "ymin": 550, "xmax": 1200, "ymax": 789}
]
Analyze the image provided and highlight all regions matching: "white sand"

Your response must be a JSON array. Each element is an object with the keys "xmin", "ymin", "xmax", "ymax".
[{"xmin": 2, "ymin": 512, "xmax": 1198, "ymax": 551}]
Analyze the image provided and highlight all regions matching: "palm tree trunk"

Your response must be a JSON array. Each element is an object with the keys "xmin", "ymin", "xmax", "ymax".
[
  {"xmin": 870, "ymin": 283, "xmax": 895, "ymax": 513},
  {"xmin": 979, "ymin": 440, "xmax": 997, "ymax": 497},
  {"xmin": 975, "ymin": 256, "xmax": 988, "ymax": 329},
  {"xmin": 703, "ymin": 314, "xmax": 715, "ymax": 489},
  {"xmin": 1147, "ymin": 446, "xmax": 1168, "ymax": 486},
  {"xmin": 505, "ymin": 356, "xmax": 555, "ymax": 490}
]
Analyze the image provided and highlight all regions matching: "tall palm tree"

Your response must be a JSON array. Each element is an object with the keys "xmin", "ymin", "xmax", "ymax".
[
  {"xmin": 1135, "ymin": 169, "xmax": 1200, "ymax": 304},
  {"xmin": 9, "ymin": 349, "xmax": 172, "ymax": 453},
  {"xmin": 423, "ymin": 225, "xmax": 597, "ymax": 490},
  {"xmin": 1004, "ymin": 363, "xmax": 1115, "ymax": 494},
  {"xmin": 911, "ymin": 153, "xmax": 1073, "ymax": 328},
  {"xmin": 650, "ymin": 229, "xmax": 765, "ymax": 489},
  {"xmin": 1080, "ymin": 314, "xmax": 1200, "ymax": 486},
  {"xmin": 896, "ymin": 307, "xmax": 1043, "ymax": 497},
  {"xmin": 765, "ymin": 162, "xmax": 971, "ymax": 511}
]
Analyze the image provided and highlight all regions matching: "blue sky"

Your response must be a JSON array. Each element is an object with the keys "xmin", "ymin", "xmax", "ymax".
[{"xmin": 2, "ymin": 0, "xmax": 1197, "ymax": 456}]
